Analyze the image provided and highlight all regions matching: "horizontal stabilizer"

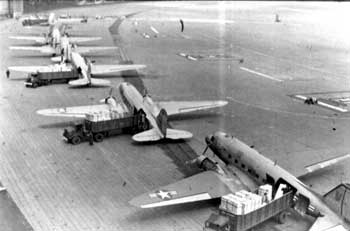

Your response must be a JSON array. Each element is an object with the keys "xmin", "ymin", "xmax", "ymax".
[
  {"xmin": 166, "ymin": 128, "xmax": 193, "ymax": 140},
  {"xmin": 132, "ymin": 128, "xmax": 192, "ymax": 142},
  {"xmin": 129, "ymin": 170, "xmax": 244, "ymax": 208},
  {"xmin": 132, "ymin": 128, "xmax": 162, "ymax": 142},
  {"xmin": 89, "ymin": 78, "xmax": 111, "ymax": 87},
  {"xmin": 68, "ymin": 78, "xmax": 110, "ymax": 87}
]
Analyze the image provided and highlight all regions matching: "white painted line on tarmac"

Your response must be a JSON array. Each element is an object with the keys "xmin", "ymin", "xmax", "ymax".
[
  {"xmin": 317, "ymin": 101, "xmax": 348, "ymax": 113},
  {"xmin": 240, "ymin": 67, "xmax": 283, "ymax": 82},
  {"xmin": 150, "ymin": 26, "xmax": 159, "ymax": 35},
  {"xmin": 293, "ymin": 95, "xmax": 348, "ymax": 112}
]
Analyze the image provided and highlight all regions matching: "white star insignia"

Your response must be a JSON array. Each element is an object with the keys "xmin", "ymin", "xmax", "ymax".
[{"xmin": 149, "ymin": 189, "xmax": 177, "ymax": 200}]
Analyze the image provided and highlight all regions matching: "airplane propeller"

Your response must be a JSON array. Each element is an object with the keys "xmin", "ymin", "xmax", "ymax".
[{"xmin": 99, "ymin": 87, "xmax": 117, "ymax": 105}]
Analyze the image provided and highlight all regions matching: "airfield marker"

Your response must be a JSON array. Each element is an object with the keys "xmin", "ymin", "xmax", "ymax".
[{"xmin": 240, "ymin": 67, "xmax": 283, "ymax": 82}]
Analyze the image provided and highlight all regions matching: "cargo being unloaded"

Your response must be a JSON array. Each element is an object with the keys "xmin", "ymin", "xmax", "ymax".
[
  {"xmin": 205, "ymin": 185, "xmax": 294, "ymax": 231},
  {"xmin": 219, "ymin": 190, "xmax": 263, "ymax": 215},
  {"xmin": 63, "ymin": 110, "xmax": 149, "ymax": 145},
  {"xmin": 24, "ymin": 69, "xmax": 79, "ymax": 88}
]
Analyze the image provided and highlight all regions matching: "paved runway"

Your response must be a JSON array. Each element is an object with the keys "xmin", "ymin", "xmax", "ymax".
[{"xmin": 1, "ymin": 2, "xmax": 350, "ymax": 231}]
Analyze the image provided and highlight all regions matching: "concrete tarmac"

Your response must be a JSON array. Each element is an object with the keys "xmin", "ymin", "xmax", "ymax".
[{"xmin": 0, "ymin": 2, "xmax": 350, "ymax": 231}]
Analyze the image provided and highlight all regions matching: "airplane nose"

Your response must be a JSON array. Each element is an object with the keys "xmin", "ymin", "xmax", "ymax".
[
  {"xmin": 205, "ymin": 134, "xmax": 217, "ymax": 145},
  {"xmin": 214, "ymin": 131, "xmax": 228, "ymax": 138}
]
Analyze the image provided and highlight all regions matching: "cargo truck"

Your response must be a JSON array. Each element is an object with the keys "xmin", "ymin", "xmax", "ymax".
[
  {"xmin": 25, "ymin": 69, "xmax": 79, "ymax": 88},
  {"xmin": 63, "ymin": 110, "xmax": 148, "ymax": 145},
  {"xmin": 204, "ymin": 187, "xmax": 294, "ymax": 231}
]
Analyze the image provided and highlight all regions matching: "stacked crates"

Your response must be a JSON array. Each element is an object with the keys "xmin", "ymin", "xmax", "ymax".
[
  {"xmin": 220, "ymin": 190, "xmax": 264, "ymax": 215},
  {"xmin": 219, "ymin": 185, "xmax": 273, "ymax": 215},
  {"xmin": 86, "ymin": 103, "xmax": 131, "ymax": 122},
  {"xmin": 258, "ymin": 184, "xmax": 273, "ymax": 203}
]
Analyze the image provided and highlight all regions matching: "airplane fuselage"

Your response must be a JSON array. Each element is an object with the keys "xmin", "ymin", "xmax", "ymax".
[
  {"xmin": 207, "ymin": 132, "xmax": 349, "ymax": 229},
  {"xmin": 119, "ymin": 82, "xmax": 165, "ymax": 137}
]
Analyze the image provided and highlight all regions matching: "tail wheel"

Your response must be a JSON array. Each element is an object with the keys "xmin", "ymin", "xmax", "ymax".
[
  {"xmin": 276, "ymin": 211, "xmax": 288, "ymax": 224},
  {"xmin": 93, "ymin": 133, "xmax": 104, "ymax": 142},
  {"xmin": 71, "ymin": 136, "xmax": 81, "ymax": 145}
]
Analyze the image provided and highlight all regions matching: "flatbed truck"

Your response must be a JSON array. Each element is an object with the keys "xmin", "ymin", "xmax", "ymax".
[
  {"xmin": 25, "ymin": 70, "xmax": 79, "ymax": 88},
  {"xmin": 204, "ymin": 190, "xmax": 294, "ymax": 231},
  {"xmin": 63, "ymin": 112, "xmax": 148, "ymax": 145}
]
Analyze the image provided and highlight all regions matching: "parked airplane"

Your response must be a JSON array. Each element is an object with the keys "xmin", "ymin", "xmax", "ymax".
[
  {"xmin": 20, "ymin": 13, "xmax": 87, "ymax": 27},
  {"xmin": 36, "ymin": 82, "xmax": 228, "ymax": 141},
  {"xmin": 9, "ymin": 26, "xmax": 101, "ymax": 45},
  {"xmin": 8, "ymin": 52, "xmax": 145, "ymax": 87},
  {"xmin": 10, "ymin": 33, "xmax": 116, "ymax": 57},
  {"xmin": 130, "ymin": 131, "xmax": 350, "ymax": 231}
]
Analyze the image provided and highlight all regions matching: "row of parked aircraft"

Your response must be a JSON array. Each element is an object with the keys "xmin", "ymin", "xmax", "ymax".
[
  {"xmin": 10, "ymin": 11, "xmax": 350, "ymax": 231},
  {"xmin": 8, "ymin": 13, "xmax": 145, "ymax": 87}
]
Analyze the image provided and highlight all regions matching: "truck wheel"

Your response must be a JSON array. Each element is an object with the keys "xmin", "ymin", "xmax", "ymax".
[
  {"xmin": 276, "ymin": 211, "xmax": 288, "ymax": 224},
  {"xmin": 93, "ymin": 133, "xmax": 104, "ymax": 142},
  {"xmin": 71, "ymin": 136, "xmax": 81, "ymax": 145},
  {"xmin": 32, "ymin": 83, "xmax": 38, "ymax": 88}
]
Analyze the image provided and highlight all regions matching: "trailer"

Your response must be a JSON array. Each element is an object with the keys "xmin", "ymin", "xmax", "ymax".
[
  {"xmin": 63, "ymin": 111, "xmax": 148, "ymax": 145},
  {"xmin": 25, "ymin": 69, "xmax": 79, "ymax": 88},
  {"xmin": 204, "ymin": 190, "xmax": 294, "ymax": 231}
]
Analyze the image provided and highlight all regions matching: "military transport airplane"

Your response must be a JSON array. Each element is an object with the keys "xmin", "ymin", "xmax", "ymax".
[
  {"xmin": 20, "ymin": 13, "xmax": 87, "ymax": 27},
  {"xmin": 36, "ymin": 82, "xmax": 228, "ymax": 141},
  {"xmin": 8, "ymin": 52, "xmax": 145, "ymax": 87},
  {"xmin": 10, "ymin": 33, "xmax": 116, "ymax": 57},
  {"xmin": 9, "ymin": 25, "xmax": 101, "ymax": 45},
  {"xmin": 130, "ymin": 131, "xmax": 350, "ymax": 231}
]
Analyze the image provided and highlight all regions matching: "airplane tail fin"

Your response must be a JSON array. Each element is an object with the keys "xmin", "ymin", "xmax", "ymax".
[
  {"xmin": 323, "ymin": 183, "xmax": 350, "ymax": 221},
  {"xmin": 156, "ymin": 108, "xmax": 168, "ymax": 137}
]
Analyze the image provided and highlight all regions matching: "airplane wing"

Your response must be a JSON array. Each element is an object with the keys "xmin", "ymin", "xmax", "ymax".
[
  {"xmin": 68, "ymin": 37, "xmax": 102, "ymax": 43},
  {"xmin": 9, "ymin": 36, "xmax": 46, "ymax": 44},
  {"xmin": 157, "ymin": 100, "xmax": 228, "ymax": 116},
  {"xmin": 10, "ymin": 45, "xmax": 55, "ymax": 54},
  {"xmin": 129, "ymin": 170, "xmax": 246, "ymax": 208},
  {"xmin": 91, "ymin": 64, "xmax": 146, "ymax": 75},
  {"xmin": 8, "ymin": 64, "xmax": 72, "ymax": 74},
  {"xmin": 309, "ymin": 216, "xmax": 348, "ymax": 231},
  {"xmin": 74, "ymin": 46, "xmax": 118, "ymax": 55},
  {"xmin": 36, "ymin": 104, "xmax": 111, "ymax": 118}
]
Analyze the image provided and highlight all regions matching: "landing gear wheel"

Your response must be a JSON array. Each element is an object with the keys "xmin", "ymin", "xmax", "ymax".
[
  {"xmin": 276, "ymin": 211, "xmax": 288, "ymax": 224},
  {"xmin": 93, "ymin": 133, "xmax": 104, "ymax": 142},
  {"xmin": 71, "ymin": 136, "xmax": 81, "ymax": 145}
]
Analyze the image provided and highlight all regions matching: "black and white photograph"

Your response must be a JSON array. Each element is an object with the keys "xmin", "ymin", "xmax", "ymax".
[{"xmin": 0, "ymin": 0, "xmax": 349, "ymax": 230}]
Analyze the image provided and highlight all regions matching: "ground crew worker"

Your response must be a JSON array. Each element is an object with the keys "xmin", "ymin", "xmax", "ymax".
[
  {"xmin": 87, "ymin": 132, "xmax": 93, "ymax": 145},
  {"xmin": 6, "ymin": 69, "xmax": 10, "ymax": 78}
]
